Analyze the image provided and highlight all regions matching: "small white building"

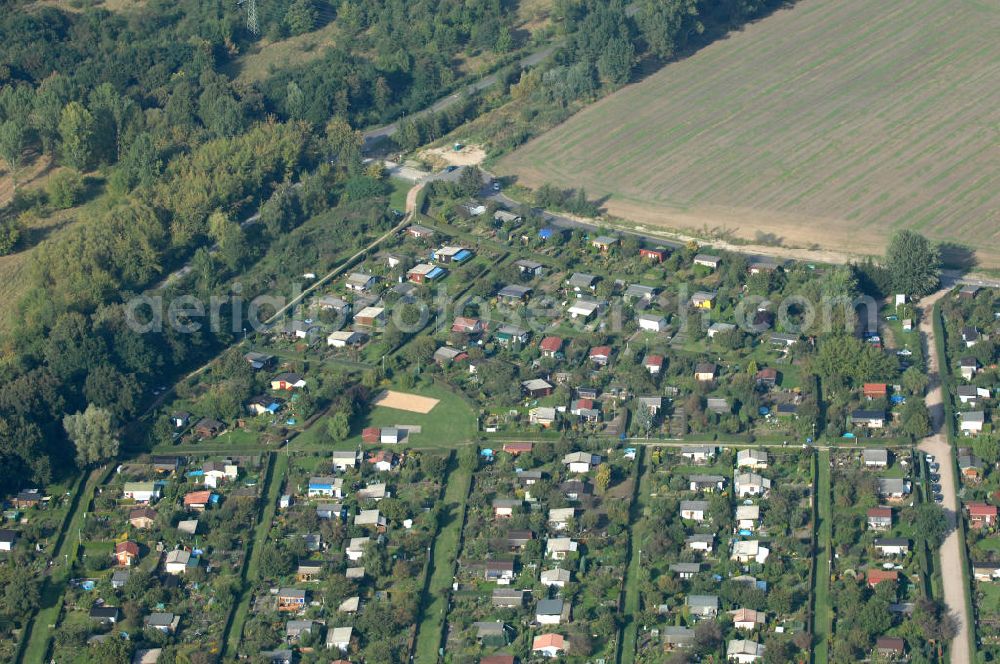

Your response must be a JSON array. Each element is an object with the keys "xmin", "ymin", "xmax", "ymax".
[
  {"xmin": 345, "ymin": 537, "xmax": 370, "ymax": 562},
  {"xmin": 568, "ymin": 299, "xmax": 602, "ymax": 320},
  {"xmin": 731, "ymin": 540, "xmax": 770, "ymax": 564},
  {"xmin": 548, "ymin": 507, "xmax": 576, "ymax": 530},
  {"xmin": 535, "ymin": 598, "xmax": 565, "ymax": 625},
  {"xmin": 164, "ymin": 549, "xmax": 192, "ymax": 575},
  {"xmin": 123, "ymin": 482, "xmax": 161, "ymax": 504},
  {"xmin": 729, "ymin": 608, "xmax": 766, "ymax": 631},
  {"xmin": 686, "ymin": 594, "xmax": 718, "ymax": 617},
  {"xmin": 686, "ymin": 534, "xmax": 714, "ymax": 553},
  {"xmin": 874, "ymin": 538, "xmax": 910, "ymax": 556},
  {"xmin": 380, "ymin": 427, "xmax": 402, "ymax": 444},
  {"xmin": 736, "ymin": 449, "xmax": 768, "ymax": 469},
  {"xmin": 326, "ymin": 626, "xmax": 353, "ymax": 652},
  {"xmin": 546, "ymin": 537, "xmax": 578, "ymax": 560},
  {"xmin": 541, "ymin": 568, "xmax": 571, "ymax": 588},
  {"xmin": 637, "ymin": 314, "xmax": 667, "ymax": 332},
  {"xmin": 563, "ymin": 451, "xmax": 598, "ymax": 473},
  {"xmin": 734, "ymin": 472, "xmax": 771, "ymax": 497},
  {"xmin": 736, "ymin": 504, "xmax": 760, "ymax": 531},
  {"xmin": 328, "ymin": 330, "xmax": 367, "ymax": 348},
  {"xmin": 728, "ymin": 639, "xmax": 765, "ymax": 663},
  {"xmin": 331, "ymin": 451, "xmax": 359, "ymax": 471},
  {"xmin": 354, "ymin": 509, "xmax": 387, "ymax": 530},
  {"xmin": 681, "ymin": 446, "xmax": 716, "ymax": 463},
  {"xmin": 961, "ymin": 411, "xmax": 986, "ymax": 435},
  {"xmin": 863, "ymin": 448, "xmax": 889, "ymax": 468},
  {"xmin": 0, "ymin": 529, "xmax": 17, "ymax": 551},
  {"xmin": 680, "ymin": 500, "xmax": 709, "ymax": 522}
]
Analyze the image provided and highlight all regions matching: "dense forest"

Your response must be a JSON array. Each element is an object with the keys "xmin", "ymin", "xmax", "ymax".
[{"xmin": 0, "ymin": 0, "xmax": 786, "ymax": 495}]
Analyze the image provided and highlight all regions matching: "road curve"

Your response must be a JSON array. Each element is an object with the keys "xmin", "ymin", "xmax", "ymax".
[{"xmin": 916, "ymin": 288, "xmax": 972, "ymax": 664}]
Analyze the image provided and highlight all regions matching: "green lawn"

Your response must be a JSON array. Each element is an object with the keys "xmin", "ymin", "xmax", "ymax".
[
  {"xmin": 978, "ymin": 582, "xmax": 1000, "ymax": 618},
  {"xmin": 222, "ymin": 452, "xmax": 287, "ymax": 658},
  {"xmin": 413, "ymin": 457, "xmax": 472, "ymax": 662},
  {"xmin": 298, "ymin": 380, "xmax": 478, "ymax": 450},
  {"xmin": 812, "ymin": 449, "xmax": 832, "ymax": 664},
  {"xmin": 20, "ymin": 469, "xmax": 103, "ymax": 664},
  {"xmin": 388, "ymin": 177, "xmax": 411, "ymax": 212},
  {"xmin": 620, "ymin": 448, "xmax": 650, "ymax": 664},
  {"xmin": 974, "ymin": 536, "xmax": 1000, "ymax": 554}
]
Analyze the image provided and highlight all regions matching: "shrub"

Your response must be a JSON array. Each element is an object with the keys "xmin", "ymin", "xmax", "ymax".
[{"xmin": 47, "ymin": 169, "xmax": 85, "ymax": 209}]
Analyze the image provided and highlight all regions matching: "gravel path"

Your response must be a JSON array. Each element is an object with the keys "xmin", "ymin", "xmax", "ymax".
[{"xmin": 916, "ymin": 288, "xmax": 972, "ymax": 664}]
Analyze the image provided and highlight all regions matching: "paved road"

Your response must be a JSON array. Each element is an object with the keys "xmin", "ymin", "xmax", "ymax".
[{"xmin": 916, "ymin": 287, "xmax": 972, "ymax": 664}]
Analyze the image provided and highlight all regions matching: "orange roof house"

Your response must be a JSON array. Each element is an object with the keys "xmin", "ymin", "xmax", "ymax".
[
  {"xmin": 115, "ymin": 541, "xmax": 139, "ymax": 566},
  {"xmin": 589, "ymin": 346, "xmax": 612, "ymax": 366},
  {"xmin": 644, "ymin": 355, "xmax": 664, "ymax": 374},
  {"xmin": 183, "ymin": 490, "xmax": 213, "ymax": 510},
  {"xmin": 864, "ymin": 383, "xmax": 888, "ymax": 399},
  {"xmin": 867, "ymin": 569, "xmax": 899, "ymax": 588},
  {"xmin": 532, "ymin": 633, "xmax": 567, "ymax": 656},
  {"xmin": 539, "ymin": 336, "xmax": 564, "ymax": 356},
  {"xmin": 503, "ymin": 442, "xmax": 533, "ymax": 455},
  {"xmin": 452, "ymin": 317, "xmax": 484, "ymax": 335},
  {"xmin": 968, "ymin": 502, "xmax": 998, "ymax": 528}
]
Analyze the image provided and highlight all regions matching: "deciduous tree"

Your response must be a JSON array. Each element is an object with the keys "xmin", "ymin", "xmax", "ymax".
[
  {"xmin": 63, "ymin": 404, "xmax": 119, "ymax": 468},
  {"xmin": 58, "ymin": 101, "xmax": 96, "ymax": 171},
  {"xmin": 885, "ymin": 230, "xmax": 941, "ymax": 297}
]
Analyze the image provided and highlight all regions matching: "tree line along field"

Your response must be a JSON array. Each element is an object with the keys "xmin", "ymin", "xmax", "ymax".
[{"xmin": 498, "ymin": 0, "xmax": 1000, "ymax": 268}]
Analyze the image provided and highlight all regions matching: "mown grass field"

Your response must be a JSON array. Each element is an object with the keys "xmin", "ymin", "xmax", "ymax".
[
  {"xmin": 499, "ymin": 0, "xmax": 1000, "ymax": 266},
  {"xmin": 813, "ymin": 449, "xmax": 832, "ymax": 664},
  {"xmin": 413, "ymin": 457, "xmax": 472, "ymax": 663},
  {"xmin": 293, "ymin": 380, "xmax": 478, "ymax": 451}
]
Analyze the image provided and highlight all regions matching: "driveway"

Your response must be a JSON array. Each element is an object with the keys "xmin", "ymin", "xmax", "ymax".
[{"xmin": 916, "ymin": 287, "xmax": 972, "ymax": 663}]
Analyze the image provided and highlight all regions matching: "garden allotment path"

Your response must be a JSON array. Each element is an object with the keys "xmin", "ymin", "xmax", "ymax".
[{"xmin": 917, "ymin": 288, "xmax": 972, "ymax": 664}]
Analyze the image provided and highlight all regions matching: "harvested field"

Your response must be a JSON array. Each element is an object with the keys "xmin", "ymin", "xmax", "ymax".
[
  {"xmin": 499, "ymin": 0, "xmax": 1000, "ymax": 267},
  {"xmin": 373, "ymin": 390, "xmax": 440, "ymax": 414}
]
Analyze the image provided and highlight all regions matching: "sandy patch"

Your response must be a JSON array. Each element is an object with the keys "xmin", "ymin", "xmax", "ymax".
[
  {"xmin": 421, "ymin": 145, "xmax": 487, "ymax": 169},
  {"xmin": 373, "ymin": 390, "xmax": 439, "ymax": 414}
]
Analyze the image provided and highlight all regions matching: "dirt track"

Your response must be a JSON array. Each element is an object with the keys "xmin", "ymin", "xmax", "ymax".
[{"xmin": 916, "ymin": 288, "xmax": 972, "ymax": 664}]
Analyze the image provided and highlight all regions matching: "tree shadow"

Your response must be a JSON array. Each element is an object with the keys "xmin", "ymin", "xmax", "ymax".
[
  {"xmin": 628, "ymin": 0, "xmax": 800, "ymax": 86},
  {"xmin": 938, "ymin": 242, "xmax": 977, "ymax": 272}
]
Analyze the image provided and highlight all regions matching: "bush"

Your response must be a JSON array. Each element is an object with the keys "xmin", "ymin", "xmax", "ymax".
[
  {"xmin": 0, "ymin": 215, "xmax": 21, "ymax": 255},
  {"xmin": 47, "ymin": 169, "xmax": 85, "ymax": 209}
]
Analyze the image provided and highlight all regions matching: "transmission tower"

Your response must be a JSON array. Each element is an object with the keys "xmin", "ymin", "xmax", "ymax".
[{"xmin": 246, "ymin": 0, "xmax": 259, "ymax": 36}]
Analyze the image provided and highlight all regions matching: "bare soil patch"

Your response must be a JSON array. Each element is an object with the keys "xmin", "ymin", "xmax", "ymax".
[
  {"xmin": 373, "ymin": 390, "xmax": 440, "ymax": 414},
  {"xmin": 421, "ymin": 145, "xmax": 487, "ymax": 169}
]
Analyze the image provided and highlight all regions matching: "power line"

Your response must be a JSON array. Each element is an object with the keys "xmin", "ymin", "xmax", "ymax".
[{"xmin": 246, "ymin": 0, "xmax": 259, "ymax": 37}]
